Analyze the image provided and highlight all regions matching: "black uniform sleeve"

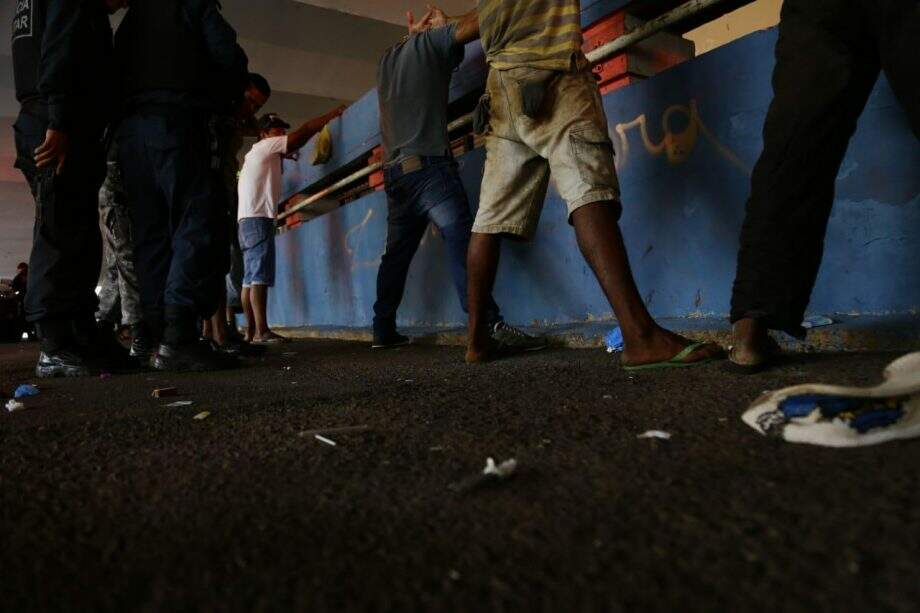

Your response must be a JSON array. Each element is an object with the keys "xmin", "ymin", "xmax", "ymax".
[
  {"xmin": 196, "ymin": 0, "xmax": 249, "ymax": 101},
  {"xmin": 39, "ymin": 0, "xmax": 83, "ymax": 131}
]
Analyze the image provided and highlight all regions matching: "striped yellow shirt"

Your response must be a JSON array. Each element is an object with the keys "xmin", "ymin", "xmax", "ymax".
[{"xmin": 478, "ymin": 0, "xmax": 586, "ymax": 71}]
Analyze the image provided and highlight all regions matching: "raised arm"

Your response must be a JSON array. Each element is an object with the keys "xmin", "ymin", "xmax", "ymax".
[
  {"xmin": 411, "ymin": 5, "xmax": 480, "ymax": 44},
  {"xmin": 451, "ymin": 9, "xmax": 480, "ymax": 45},
  {"xmin": 287, "ymin": 105, "xmax": 347, "ymax": 153},
  {"xmin": 426, "ymin": 5, "xmax": 480, "ymax": 44}
]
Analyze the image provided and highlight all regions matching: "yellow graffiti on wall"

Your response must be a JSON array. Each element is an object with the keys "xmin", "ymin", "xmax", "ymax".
[
  {"xmin": 335, "ymin": 99, "xmax": 753, "ymax": 267},
  {"xmin": 612, "ymin": 99, "xmax": 751, "ymax": 176},
  {"xmin": 343, "ymin": 208, "xmax": 382, "ymax": 269}
]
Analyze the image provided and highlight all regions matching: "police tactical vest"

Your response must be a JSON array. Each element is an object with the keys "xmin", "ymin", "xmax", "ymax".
[{"xmin": 116, "ymin": 0, "xmax": 211, "ymax": 97}]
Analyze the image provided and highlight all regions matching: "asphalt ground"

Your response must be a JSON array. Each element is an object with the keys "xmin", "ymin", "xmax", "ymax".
[{"xmin": 1, "ymin": 340, "xmax": 918, "ymax": 612}]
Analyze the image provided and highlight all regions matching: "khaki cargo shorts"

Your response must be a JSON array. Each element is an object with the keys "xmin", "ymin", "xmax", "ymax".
[{"xmin": 473, "ymin": 66, "xmax": 621, "ymax": 241}]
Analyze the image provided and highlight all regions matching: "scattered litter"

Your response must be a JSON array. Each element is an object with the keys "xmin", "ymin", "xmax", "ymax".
[
  {"xmin": 604, "ymin": 327, "xmax": 624, "ymax": 353},
  {"xmin": 451, "ymin": 457, "xmax": 518, "ymax": 493},
  {"xmin": 448, "ymin": 570, "xmax": 461, "ymax": 581},
  {"xmin": 403, "ymin": 379, "xmax": 414, "ymax": 384},
  {"xmin": 282, "ymin": 366, "xmax": 293, "ymax": 372},
  {"xmin": 151, "ymin": 387, "xmax": 178, "ymax": 398},
  {"xmin": 603, "ymin": 394, "xmax": 613, "ymax": 400},
  {"xmin": 637, "ymin": 430, "xmax": 672, "ymax": 440},
  {"xmin": 299, "ymin": 425, "xmax": 370, "ymax": 437},
  {"xmin": 99, "ymin": 372, "xmax": 112, "ymax": 381},
  {"xmin": 6, "ymin": 399, "xmax": 26, "ymax": 413},
  {"xmin": 802, "ymin": 315, "xmax": 834, "ymax": 329},
  {"xmin": 165, "ymin": 400, "xmax": 194, "ymax": 408},
  {"xmin": 193, "ymin": 411, "xmax": 211, "ymax": 421},
  {"xmin": 14, "ymin": 384, "xmax": 39, "ymax": 399},
  {"xmin": 742, "ymin": 351, "xmax": 920, "ymax": 447},
  {"xmin": 314, "ymin": 434, "xmax": 337, "ymax": 446},
  {"xmin": 429, "ymin": 446, "xmax": 445, "ymax": 452}
]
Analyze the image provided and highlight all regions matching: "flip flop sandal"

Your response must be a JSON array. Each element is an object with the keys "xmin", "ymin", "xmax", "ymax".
[
  {"xmin": 252, "ymin": 335, "xmax": 288, "ymax": 345},
  {"xmin": 742, "ymin": 352, "xmax": 920, "ymax": 447},
  {"xmin": 622, "ymin": 341, "xmax": 723, "ymax": 372}
]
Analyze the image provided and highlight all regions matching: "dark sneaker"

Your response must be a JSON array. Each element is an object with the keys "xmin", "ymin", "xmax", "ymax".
[
  {"xmin": 214, "ymin": 339, "xmax": 266, "ymax": 357},
  {"xmin": 85, "ymin": 326, "xmax": 142, "ymax": 373},
  {"xmin": 36, "ymin": 349, "xmax": 92, "ymax": 378},
  {"xmin": 225, "ymin": 324, "xmax": 246, "ymax": 344},
  {"xmin": 372, "ymin": 330, "xmax": 411, "ymax": 349},
  {"xmin": 490, "ymin": 322, "xmax": 547, "ymax": 354},
  {"xmin": 153, "ymin": 340, "xmax": 238, "ymax": 372}
]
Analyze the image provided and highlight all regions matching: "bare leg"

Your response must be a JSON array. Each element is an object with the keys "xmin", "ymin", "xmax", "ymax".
[
  {"xmin": 572, "ymin": 202, "xmax": 723, "ymax": 366},
  {"xmin": 241, "ymin": 286, "xmax": 255, "ymax": 342},
  {"xmin": 200, "ymin": 286, "xmax": 229, "ymax": 346},
  {"xmin": 250, "ymin": 284, "xmax": 279, "ymax": 340},
  {"xmin": 226, "ymin": 305, "xmax": 237, "ymax": 334},
  {"xmin": 465, "ymin": 232, "xmax": 502, "ymax": 363},
  {"xmin": 729, "ymin": 317, "xmax": 775, "ymax": 371}
]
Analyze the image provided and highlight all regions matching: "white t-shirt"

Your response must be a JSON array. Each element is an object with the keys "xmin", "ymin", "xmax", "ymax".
[{"xmin": 237, "ymin": 135, "xmax": 289, "ymax": 220}]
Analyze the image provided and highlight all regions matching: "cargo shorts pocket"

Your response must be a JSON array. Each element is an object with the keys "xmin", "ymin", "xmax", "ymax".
[
  {"xmin": 568, "ymin": 122, "xmax": 618, "ymax": 190},
  {"xmin": 473, "ymin": 93, "xmax": 491, "ymax": 135}
]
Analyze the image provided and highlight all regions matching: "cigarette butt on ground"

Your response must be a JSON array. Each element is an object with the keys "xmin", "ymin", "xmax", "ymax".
[
  {"xmin": 314, "ymin": 434, "xmax": 337, "ymax": 446},
  {"xmin": 299, "ymin": 425, "xmax": 370, "ymax": 437}
]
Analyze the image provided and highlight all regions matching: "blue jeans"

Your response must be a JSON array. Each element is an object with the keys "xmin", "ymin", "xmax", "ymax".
[
  {"xmin": 373, "ymin": 157, "xmax": 501, "ymax": 334},
  {"xmin": 239, "ymin": 217, "xmax": 276, "ymax": 287}
]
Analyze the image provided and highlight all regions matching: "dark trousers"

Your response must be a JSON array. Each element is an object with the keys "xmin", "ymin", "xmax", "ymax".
[
  {"xmin": 731, "ymin": 0, "xmax": 920, "ymax": 337},
  {"xmin": 225, "ymin": 190, "xmax": 245, "ymax": 312},
  {"xmin": 96, "ymin": 154, "xmax": 142, "ymax": 327},
  {"xmin": 13, "ymin": 111, "xmax": 105, "ymax": 350},
  {"xmin": 373, "ymin": 157, "xmax": 501, "ymax": 334},
  {"xmin": 226, "ymin": 233, "xmax": 244, "ymax": 312},
  {"xmin": 117, "ymin": 112, "xmax": 227, "ymax": 344}
]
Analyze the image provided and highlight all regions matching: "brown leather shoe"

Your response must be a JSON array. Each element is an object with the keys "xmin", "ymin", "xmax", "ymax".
[{"xmin": 726, "ymin": 318, "xmax": 780, "ymax": 374}]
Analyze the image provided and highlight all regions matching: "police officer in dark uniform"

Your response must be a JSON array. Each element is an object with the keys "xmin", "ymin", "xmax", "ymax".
[
  {"xmin": 11, "ymin": 0, "xmax": 128, "ymax": 378},
  {"xmin": 115, "ymin": 0, "xmax": 249, "ymax": 371}
]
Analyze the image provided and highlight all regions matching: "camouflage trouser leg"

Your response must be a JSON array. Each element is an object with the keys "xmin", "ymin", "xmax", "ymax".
[{"xmin": 95, "ymin": 159, "xmax": 142, "ymax": 327}]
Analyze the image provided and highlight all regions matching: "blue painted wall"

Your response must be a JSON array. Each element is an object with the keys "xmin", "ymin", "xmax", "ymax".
[{"xmin": 269, "ymin": 28, "xmax": 920, "ymax": 330}]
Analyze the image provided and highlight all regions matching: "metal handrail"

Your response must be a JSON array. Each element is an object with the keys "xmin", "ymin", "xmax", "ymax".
[
  {"xmin": 277, "ymin": 163, "xmax": 382, "ymax": 222},
  {"xmin": 278, "ymin": 0, "xmax": 729, "ymax": 223}
]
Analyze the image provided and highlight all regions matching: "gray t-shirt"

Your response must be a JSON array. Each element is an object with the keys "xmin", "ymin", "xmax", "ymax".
[{"xmin": 378, "ymin": 23, "xmax": 465, "ymax": 163}]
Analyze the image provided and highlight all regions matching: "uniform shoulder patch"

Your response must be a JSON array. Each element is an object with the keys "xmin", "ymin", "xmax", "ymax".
[{"xmin": 12, "ymin": 0, "xmax": 34, "ymax": 41}]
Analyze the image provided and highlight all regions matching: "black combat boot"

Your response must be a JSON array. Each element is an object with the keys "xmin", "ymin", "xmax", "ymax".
[
  {"xmin": 129, "ymin": 322, "xmax": 157, "ymax": 366},
  {"xmin": 34, "ymin": 320, "xmax": 91, "ymax": 378},
  {"xmin": 153, "ymin": 310, "xmax": 236, "ymax": 372},
  {"xmin": 74, "ymin": 318, "xmax": 139, "ymax": 373}
]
